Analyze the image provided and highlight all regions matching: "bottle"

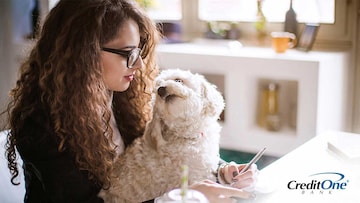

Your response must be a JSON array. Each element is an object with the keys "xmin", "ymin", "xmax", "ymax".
[
  {"xmin": 255, "ymin": 0, "xmax": 267, "ymax": 43},
  {"xmin": 155, "ymin": 165, "xmax": 209, "ymax": 203},
  {"xmin": 284, "ymin": 0, "xmax": 298, "ymax": 37},
  {"xmin": 265, "ymin": 83, "xmax": 281, "ymax": 131},
  {"xmin": 258, "ymin": 83, "xmax": 281, "ymax": 131}
]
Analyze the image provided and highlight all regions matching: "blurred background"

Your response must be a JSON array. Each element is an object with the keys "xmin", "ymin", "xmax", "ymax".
[{"xmin": 1, "ymin": 0, "xmax": 360, "ymax": 162}]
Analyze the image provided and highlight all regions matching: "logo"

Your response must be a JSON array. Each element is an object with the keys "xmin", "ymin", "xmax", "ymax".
[{"xmin": 287, "ymin": 172, "xmax": 349, "ymax": 195}]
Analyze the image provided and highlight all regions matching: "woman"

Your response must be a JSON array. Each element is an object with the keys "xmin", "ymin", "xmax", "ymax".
[{"xmin": 3, "ymin": 0, "xmax": 257, "ymax": 202}]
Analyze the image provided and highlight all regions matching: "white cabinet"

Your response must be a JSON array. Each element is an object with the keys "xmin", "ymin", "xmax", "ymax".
[{"xmin": 156, "ymin": 42, "xmax": 351, "ymax": 157}]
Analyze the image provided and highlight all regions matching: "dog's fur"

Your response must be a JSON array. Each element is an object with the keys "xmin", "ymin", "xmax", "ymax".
[{"xmin": 98, "ymin": 69, "xmax": 225, "ymax": 203}]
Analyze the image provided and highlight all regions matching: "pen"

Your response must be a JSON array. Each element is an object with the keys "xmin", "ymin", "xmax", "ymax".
[{"xmin": 238, "ymin": 147, "xmax": 267, "ymax": 174}]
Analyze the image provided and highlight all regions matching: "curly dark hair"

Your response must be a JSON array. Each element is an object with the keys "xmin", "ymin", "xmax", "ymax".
[{"xmin": 3, "ymin": 0, "xmax": 160, "ymax": 187}]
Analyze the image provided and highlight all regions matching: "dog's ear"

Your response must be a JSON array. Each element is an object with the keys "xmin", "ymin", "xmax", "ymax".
[
  {"xmin": 200, "ymin": 76, "xmax": 225, "ymax": 118},
  {"xmin": 143, "ymin": 113, "xmax": 165, "ymax": 150}
]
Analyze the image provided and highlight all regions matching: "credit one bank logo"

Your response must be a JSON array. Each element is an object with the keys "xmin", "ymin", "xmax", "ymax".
[{"xmin": 287, "ymin": 172, "xmax": 349, "ymax": 194}]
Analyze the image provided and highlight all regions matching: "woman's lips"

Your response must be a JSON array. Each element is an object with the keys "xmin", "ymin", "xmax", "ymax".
[{"xmin": 125, "ymin": 74, "xmax": 134, "ymax": 81}]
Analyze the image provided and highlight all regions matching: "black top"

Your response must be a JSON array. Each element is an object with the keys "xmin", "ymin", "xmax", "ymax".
[
  {"xmin": 15, "ymin": 108, "xmax": 155, "ymax": 203},
  {"xmin": 15, "ymin": 109, "xmax": 104, "ymax": 203}
]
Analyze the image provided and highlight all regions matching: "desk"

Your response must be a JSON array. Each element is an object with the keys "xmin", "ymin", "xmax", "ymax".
[{"xmin": 253, "ymin": 131, "xmax": 360, "ymax": 203}]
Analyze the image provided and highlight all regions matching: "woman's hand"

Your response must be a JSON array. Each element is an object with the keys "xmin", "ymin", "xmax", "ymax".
[
  {"xmin": 190, "ymin": 179, "xmax": 255, "ymax": 203},
  {"xmin": 220, "ymin": 162, "xmax": 259, "ymax": 191}
]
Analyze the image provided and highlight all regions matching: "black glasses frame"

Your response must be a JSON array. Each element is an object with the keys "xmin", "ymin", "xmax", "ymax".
[{"xmin": 101, "ymin": 47, "xmax": 142, "ymax": 68}]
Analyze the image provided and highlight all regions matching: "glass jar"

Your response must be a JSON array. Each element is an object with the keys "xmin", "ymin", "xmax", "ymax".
[
  {"xmin": 258, "ymin": 82, "xmax": 281, "ymax": 131},
  {"xmin": 155, "ymin": 189, "xmax": 209, "ymax": 203}
]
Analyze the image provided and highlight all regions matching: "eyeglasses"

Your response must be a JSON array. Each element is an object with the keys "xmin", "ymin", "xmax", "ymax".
[{"xmin": 101, "ymin": 47, "xmax": 142, "ymax": 68}]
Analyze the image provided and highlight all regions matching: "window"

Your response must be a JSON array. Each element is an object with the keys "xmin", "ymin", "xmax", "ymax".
[
  {"xmin": 47, "ymin": 0, "xmax": 182, "ymax": 21},
  {"xmin": 145, "ymin": 0, "xmax": 182, "ymax": 21},
  {"xmin": 198, "ymin": 0, "xmax": 334, "ymax": 24}
]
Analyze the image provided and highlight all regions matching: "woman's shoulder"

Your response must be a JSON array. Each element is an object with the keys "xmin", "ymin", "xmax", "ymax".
[{"xmin": 15, "ymin": 107, "xmax": 60, "ymax": 159}]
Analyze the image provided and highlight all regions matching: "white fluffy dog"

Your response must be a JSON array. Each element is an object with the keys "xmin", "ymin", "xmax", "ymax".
[{"xmin": 99, "ymin": 69, "xmax": 225, "ymax": 203}]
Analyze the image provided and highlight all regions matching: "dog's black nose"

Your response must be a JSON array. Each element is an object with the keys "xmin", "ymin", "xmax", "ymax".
[{"xmin": 157, "ymin": 86, "xmax": 167, "ymax": 97}]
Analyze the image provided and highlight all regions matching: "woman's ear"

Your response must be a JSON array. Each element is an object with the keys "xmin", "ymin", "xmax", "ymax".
[
  {"xmin": 200, "ymin": 75, "xmax": 225, "ymax": 118},
  {"xmin": 143, "ymin": 112, "xmax": 165, "ymax": 150}
]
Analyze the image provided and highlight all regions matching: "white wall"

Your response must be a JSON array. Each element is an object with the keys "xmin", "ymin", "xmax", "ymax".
[
  {"xmin": 352, "ymin": 2, "xmax": 360, "ymax": 133},
  {"xmin": 0, "ymin": 1, "xmax": 14, "ymax": 127},
  {"xmin": 156, "ymin": 43, "xmax": 351, "ymax": 156},
  {"xmin": 0, "ymin": 0, "xmax": 34, "ymax": 127}
]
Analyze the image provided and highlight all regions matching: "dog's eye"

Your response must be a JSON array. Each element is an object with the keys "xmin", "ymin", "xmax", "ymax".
[{"xmin": 174, "ymin": 78, "xmax": 183, "ymax": 83}]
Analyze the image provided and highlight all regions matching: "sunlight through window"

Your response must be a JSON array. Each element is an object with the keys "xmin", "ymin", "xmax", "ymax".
[{"xmin": 198, "ymin": 0, "xmax": 334, "ymax": 24}]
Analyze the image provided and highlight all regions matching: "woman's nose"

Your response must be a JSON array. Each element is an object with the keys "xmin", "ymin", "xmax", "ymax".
[{"xmin": 131, "ymin": 57, "xmax": 144, "ymax": 70}]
